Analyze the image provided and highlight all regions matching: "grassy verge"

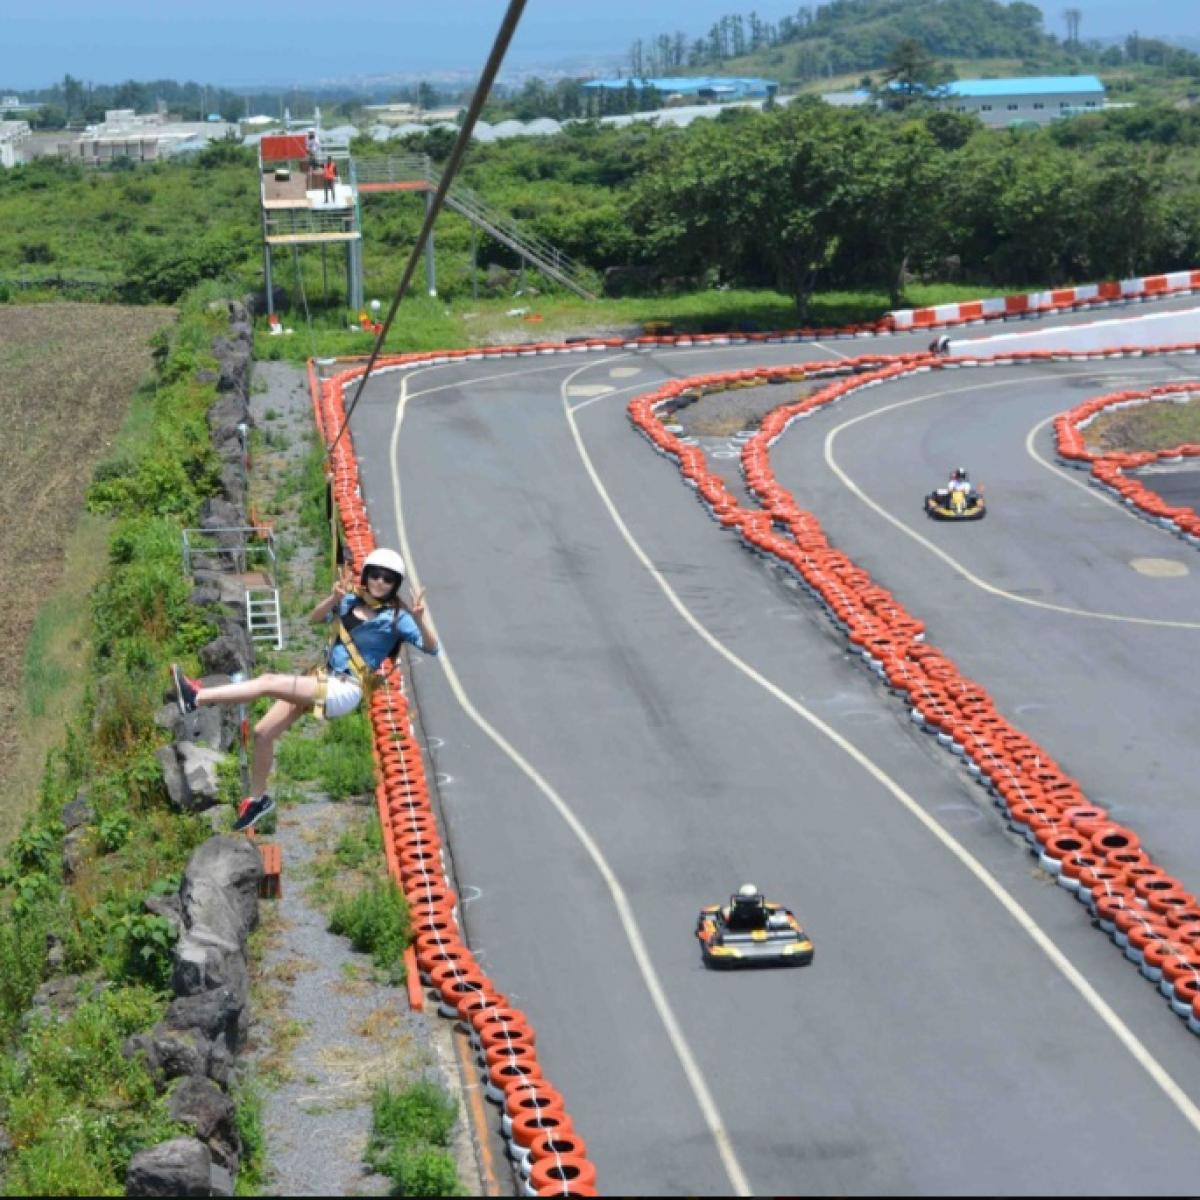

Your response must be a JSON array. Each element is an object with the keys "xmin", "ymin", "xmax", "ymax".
[
  {"xmin": 1084, "ymin": 397, "xmax": 1200, "ymax": 455},
  {"xmin": 253, "ymin": 282, "xmax": 1027, "ymax": 362},
  {"xmin": 0, "ymin": 283, "xmax": 246, "ymax": 1193},
  {"xmin": 366, "ymin": 1079, "xmax": 461, "ymax": 1197}
]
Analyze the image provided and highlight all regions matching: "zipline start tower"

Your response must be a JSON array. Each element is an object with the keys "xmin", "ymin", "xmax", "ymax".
[
  {"xmin": 258, "ymin": 131, "xmax": 364, "ymax": 317},
  {"xmin": 258, "ymin": 137, "xmax": 598, "ymax": 320}
]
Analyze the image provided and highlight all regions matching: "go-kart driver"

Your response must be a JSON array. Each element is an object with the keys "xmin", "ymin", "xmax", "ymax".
[
  {"xmin": 723, "ymin": 884, "xmax": 791, "ymax": 931},
  {"xmin": 947, "ymin": 467, "xmax": 973, "ymax": 495}
]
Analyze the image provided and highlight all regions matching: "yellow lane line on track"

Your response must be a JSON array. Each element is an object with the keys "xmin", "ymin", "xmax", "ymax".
[
  {"xmin": 557, "ymin": 354, "xmax": 1200, "ymax": 1145},
  {"xmin": 390, "ymin": 359, "xmax": 755, "ymax": 1199},
  {"xmin": 823, "ymin": 376, "xmax": 1200, "ymax": 630}
]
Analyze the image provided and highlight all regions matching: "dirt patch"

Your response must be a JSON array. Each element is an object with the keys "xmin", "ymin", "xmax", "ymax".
[
  {"xmin": 671, "ymin": 381, "xmax": 817, "ymax": 438},
  {"xmin": 0, "ymin": 303, "xmax": 171, "ymax": 839},
  {"xmin": 1084, "ymin": 397, "xmax": 1200, "ymax": 454}
]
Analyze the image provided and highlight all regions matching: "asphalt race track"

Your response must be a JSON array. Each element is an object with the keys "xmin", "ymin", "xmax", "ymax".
[{"xmin": 343, "ymin": 300, "xmax": 1200, "ymax": 1195}]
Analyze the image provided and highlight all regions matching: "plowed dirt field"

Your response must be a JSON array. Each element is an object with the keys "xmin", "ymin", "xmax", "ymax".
[{"xmin": 0, "ymin": 303, "xmax": 171, "ymax": 838}]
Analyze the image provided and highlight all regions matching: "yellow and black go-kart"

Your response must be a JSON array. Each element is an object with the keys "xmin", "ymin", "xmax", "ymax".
[
  {"xmin": 695, "ymin": 893, "xmax": 814, "ymax": 969},
  {"xmin": 925, "ymin": 485, "xmax": 986, "ymax": 521}
]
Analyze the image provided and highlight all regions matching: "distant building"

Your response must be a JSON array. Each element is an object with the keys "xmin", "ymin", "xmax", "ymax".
[
  {"xmin": 942, "ymin": 75, "xmax": 1105, "ymax": 127},
  {"xmin": 1, "ymin": 94, "xmax": 41, "ymax": 114},
  {"xmin": 0, "ymin": 120, "xmax": 32, "ymax": 168},
  {"xmin": 583, "ymin": 76, "xmax": 778, "ymax": 103},
  {"xmin": 363, "ymin": 102, "xmax": 421, "ymax": 124},
  {"xmin": 57, "ymin": 109, "xmax": 236, "ymax": 164}
]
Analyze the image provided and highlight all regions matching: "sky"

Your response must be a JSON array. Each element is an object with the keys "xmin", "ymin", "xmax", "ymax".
[{"xmin": 2, "ymin": 1, "xmax": 1195, "ymax": 91}]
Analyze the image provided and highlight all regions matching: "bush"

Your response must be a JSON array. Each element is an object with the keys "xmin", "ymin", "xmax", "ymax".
[
  {"xmin": 0, "ymin": 901, "xmax": 51, "ymax": 1040},
  {"xmin": 112, "ymin": 911, "xmax": 177, "ymax": 990},
  {"xmin": 121, "ymin": 230, "xmax": 251, "ymax": 303},
  {"xmin": 1, "ymin": 986, "xmax": 178, "ymax": 1193},
  {"xmin": 368, "ymin": 1080, "xmax": 461, "ymax": 1197},
  {"xmin": 329, "ymin": 877, "xmax": 411, "ymax": 983},
  {"xmin": 19, "ymin": 239, "xmax": 55, "ymax": 264},
  {"xmin": 386, "ymin": 1146, "xmax": 462, "ymax": 1197}
]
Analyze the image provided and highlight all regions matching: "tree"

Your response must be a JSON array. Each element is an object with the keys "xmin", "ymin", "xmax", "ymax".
[
  {"xmin": 627, "ymin": 104, "xmax": 858, "ymax": 316},
  {"xmin": 417, "ymin": 81, "xmax": 438, "ymax": 112},
  {"xmin": 62, "ymin": 73, "xmax": 85, "ymax": 121},
  {"xmin": 630, "ymin": 39, "xmax": 645, "ymax": 79},
  {"xmin": 842, "ymin": 118, "xmax": 951, "ymax": 304},
  {"xmin": 873, "ymin": 38, "xmax": 954, "ymax": 111}
]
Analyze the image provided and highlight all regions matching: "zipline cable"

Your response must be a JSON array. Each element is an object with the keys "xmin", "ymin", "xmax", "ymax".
[{"xmin": 325, "ymin": 0, "xmax": 529, "ymax": 460}]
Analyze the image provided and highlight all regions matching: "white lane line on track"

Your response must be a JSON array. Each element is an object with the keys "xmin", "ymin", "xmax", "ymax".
[
  {"xmin": 823, "ymin": 377, "xmax": 1200, "ymax": 630},
  {"xmin": 388, "ymin": 360, "xmax": 755, "ymax": 1199},
  {"xmin": 559, "ymin": 355, "xmax": 1200, "ymax": 1144},
  {"xmin": 811, "ymin": 341, "xmax": 853, "ymax": 361}
]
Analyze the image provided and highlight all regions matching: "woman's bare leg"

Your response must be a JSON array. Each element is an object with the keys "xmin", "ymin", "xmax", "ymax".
[
  {"xmin": 197, "ymin": 673, "xmax": 322, "ymax": 708},
  {"xmin": 251, "ymin": 699, "xmax": 308, "ymax": 798}
]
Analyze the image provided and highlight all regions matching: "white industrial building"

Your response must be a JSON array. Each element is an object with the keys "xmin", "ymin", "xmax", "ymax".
[
  {"xmin": 943, "ymin": 75, "xmax": 1106, "ymax": 126},
  {"xmin": 58, "ymin": 109, "xmax": 237, "ymax": 164},
  {"xmin": 0, "ymin": 120, "xmax": 32, "ymax": 168}
]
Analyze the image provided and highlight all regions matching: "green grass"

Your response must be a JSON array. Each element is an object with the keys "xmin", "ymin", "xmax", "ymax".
[
  {"xmin": 1086, "ymin": 397, "xmax": 1200, "ymax": 454},
  {"xmin": 275, "ymin": 708, "xmax": 376, "ymax": 799},
  {"xmin": 367, "ymin": 1079, "xmax": 461, "ymax": 1197},
  {"xmin": 328, "ymin": 877, "xmax": 411, "ymax": 985},
  {"xmin": 0, "ymin": 985, "xmax": 181, "ymax": 1195},
  {"xmin": 254, "ymin": 281, "xmax": 1031, "ymax": 362},
  {"xmin": 232, "ymin": 1074, "xmax": 268, "ymax": 1197}
]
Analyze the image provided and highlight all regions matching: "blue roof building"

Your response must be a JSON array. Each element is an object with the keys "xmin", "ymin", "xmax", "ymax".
[{"xmin": 941, "ymin": 75, "xmax": 1105, "ymax": 125}]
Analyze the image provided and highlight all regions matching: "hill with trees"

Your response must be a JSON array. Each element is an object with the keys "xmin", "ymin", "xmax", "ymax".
[{"xmin": 623, "ymin": 0, "xmax": 1200, "ymax": 90}]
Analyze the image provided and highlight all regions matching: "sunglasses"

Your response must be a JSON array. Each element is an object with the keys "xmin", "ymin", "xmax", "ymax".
[{"xmin": 365, "ymin": 567, "xmax": 401, "ymax": 585}]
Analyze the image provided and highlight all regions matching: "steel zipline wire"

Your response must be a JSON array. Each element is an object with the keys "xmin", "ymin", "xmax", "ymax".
[{"xmin": 325, "ymin": 0, "xmax": 529, "ymax": 460}]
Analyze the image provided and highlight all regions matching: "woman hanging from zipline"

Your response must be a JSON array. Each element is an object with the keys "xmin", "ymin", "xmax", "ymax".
[{"xmin": 171, "ymin": 548, "xmax": 438, "ymax": 831}]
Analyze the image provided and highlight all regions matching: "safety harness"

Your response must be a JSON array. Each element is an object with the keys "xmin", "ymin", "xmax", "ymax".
[{"xmin": 311, "ymin": 591, "xmax": 400, "ymax": 720}]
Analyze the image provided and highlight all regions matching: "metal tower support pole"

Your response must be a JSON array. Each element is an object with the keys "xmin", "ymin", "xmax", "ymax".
[
  {"xmin": 424, "ymin": 188, "xmax": 437, "ymax": 297},
  {"xmin": 346, "ymin": 240, "xmax": 364, "ymax": 311},
  {"xmin": 263, "ymin": 241, "xmax": 274, "ymax": 318}
]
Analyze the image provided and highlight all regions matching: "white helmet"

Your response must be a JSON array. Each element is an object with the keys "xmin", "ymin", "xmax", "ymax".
[
  {"xmin": 361, "ymin": 547, "xmax": 406, "ymax": 586},
  {"xmin": 738, "ymin": 883, "xmax": 759, "ymax": 898}
]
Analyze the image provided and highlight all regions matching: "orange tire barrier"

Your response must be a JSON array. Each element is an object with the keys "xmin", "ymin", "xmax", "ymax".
[
  {"xmin": 312, "ymin": 321, "xmax": 1200, "ymax": 1174},
  {"xmin": 529, "ymin": 1154, "xmax": 598, "ymax": 1195},
  {"xmin": 308, "ymin": 364, "xmax": 599, "ymax": 1188},
  {"xmin": 1053, "ymin": 379, "xmax": 1200, "ymax": 549},
  {"xmin": 622, "ymin": 340, "xmax": 1200, "ymax": 1038}
]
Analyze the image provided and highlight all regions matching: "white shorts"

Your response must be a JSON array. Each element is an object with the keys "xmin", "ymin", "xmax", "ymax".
[{"xmin": 322, "ymin": 672, "xmax": 363, "ymax": 719}]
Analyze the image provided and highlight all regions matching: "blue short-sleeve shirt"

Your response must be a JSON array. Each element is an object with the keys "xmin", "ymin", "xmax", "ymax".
[{"xmin": 326, "ymin": 595, "xmax": 437, "ymax": 676}]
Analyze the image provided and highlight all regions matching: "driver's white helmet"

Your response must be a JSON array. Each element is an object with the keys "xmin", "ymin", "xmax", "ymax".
[{"xmin": 738, "ymin": 883, "xmax": 759, "ymax": 898}]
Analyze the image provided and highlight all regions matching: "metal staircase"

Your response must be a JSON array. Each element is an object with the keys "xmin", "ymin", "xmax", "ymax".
[{"xmin": 351, "ymin": 155, "xmax": 598, "ymax": 300}]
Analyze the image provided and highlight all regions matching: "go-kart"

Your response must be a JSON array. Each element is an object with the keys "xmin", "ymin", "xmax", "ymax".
[
  {"xmin": 695, "ymin": 891, "xmax": 814, "ymax": 968},
  {"xmin": 925, "ymin": 484, "xmax": 985, "ymax": 520}
]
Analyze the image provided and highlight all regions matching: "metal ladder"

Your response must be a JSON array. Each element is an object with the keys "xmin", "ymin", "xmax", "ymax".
[{"xmin": 246, "ymin": 586, "xmax": 284, "ymax": 651}]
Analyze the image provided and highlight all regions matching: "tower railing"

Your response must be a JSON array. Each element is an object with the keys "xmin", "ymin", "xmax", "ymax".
[{"xmin": 350, "ymin": 155, "xmax": 598, "ymax": 300}]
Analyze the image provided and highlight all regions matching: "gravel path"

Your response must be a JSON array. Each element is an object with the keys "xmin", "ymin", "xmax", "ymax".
[
  {"xmin": 251, "ymin": 801, "xmax": 410, "ymax": 1197},
  {"xmin": 243, "ymin": 362, "xmax": 483, "ymax": 1197}
]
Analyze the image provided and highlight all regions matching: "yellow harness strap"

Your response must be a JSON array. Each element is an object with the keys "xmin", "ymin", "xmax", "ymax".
[{"xmin": 310, "ymin": 592, "xmax": 392, "ymax": 721}]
